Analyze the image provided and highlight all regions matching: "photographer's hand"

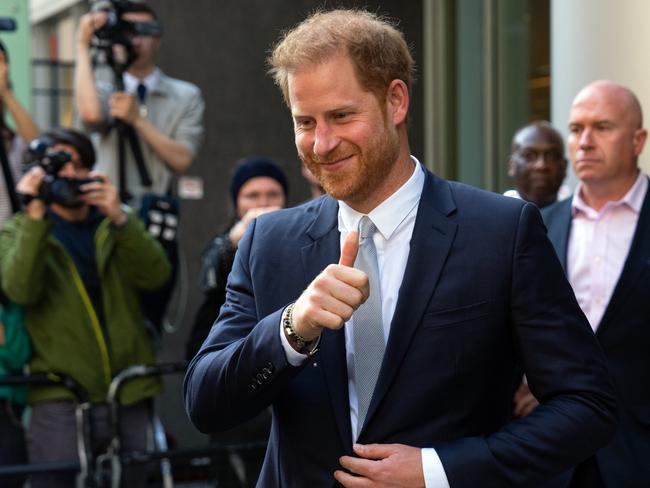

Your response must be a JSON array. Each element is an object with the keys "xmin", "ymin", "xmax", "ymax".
[
  {"xmin": 16, "ymin": 167, "xmax": 46, "ymax": 220},
  {"xmin": 75, "ymin": 12, "xmax": 108, "ymax": 126},
  {"xmin": 0, "ymin": 50, "xmax": 10, "ymax": 98},
  {"xmin": 228, "ymin": 206, "xmax": 282, "ymax": 248},
  {"xmin": 109, "ymin": 92, "xmax": 140, "ymax": 125},
  {"xmin": 0, "ymin": 51, "xmax": 40, "ymax": 142},
  {"xmin": 77, "ymin": 12, "xmax": 108, "ymax": 48},
  {"xmin": 80, "ymin": 172, "xmax": 127, "ymax": 227}
]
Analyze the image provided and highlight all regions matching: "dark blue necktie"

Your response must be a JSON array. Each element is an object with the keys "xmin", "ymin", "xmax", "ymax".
[
  {"xmin": 136, "ymin": 83, "xmax": 148, "ymax": 118},
  {"xmin": 136, "ymin": 83, "xmax": 147, "ymax": 103}
]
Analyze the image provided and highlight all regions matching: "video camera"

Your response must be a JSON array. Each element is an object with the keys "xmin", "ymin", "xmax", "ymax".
[
  {"xmin": 25, "ymin": 139, "xmax": 100, "ymax": 208},
  {"xmin": 91, "ymin": 0, "xmax": 162, "ymax": 47}
]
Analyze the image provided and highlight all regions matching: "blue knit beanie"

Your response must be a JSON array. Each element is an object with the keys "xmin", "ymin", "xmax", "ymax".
[{"xmin": 229, "ymin": 157, "xmax": 288, "ymax": 206}]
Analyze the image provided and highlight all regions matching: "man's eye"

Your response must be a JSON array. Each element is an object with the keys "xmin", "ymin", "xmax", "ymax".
[{"xmin": 295, "ymin": 119, "xmax": 313, "ymax": 130}]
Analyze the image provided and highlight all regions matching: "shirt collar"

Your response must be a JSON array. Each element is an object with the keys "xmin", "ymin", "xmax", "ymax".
[
  {"xmin": 338, "ymin": 156, "xmax": 425, "ymax": 240},
  {"xmin": 122, "ymin": 67, "xmax": 162, "ymax": 95},
  {"xmin": 572, "ymin": 170, "xmax": 648, "ymax": 217}
]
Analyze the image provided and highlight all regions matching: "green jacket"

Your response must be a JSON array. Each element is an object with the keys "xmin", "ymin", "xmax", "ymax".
[
  {"xmin": 0, "ymin": 210, "xmax": 171, "ymax": 405},
  {"xmin": 0, "ymin": 302, "xmax": 30, "ymax": 405}
]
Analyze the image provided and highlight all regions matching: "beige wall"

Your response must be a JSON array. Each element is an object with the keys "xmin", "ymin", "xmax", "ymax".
[{"xmin": 552, "ymin": 0, "xmax": 650, "ymax": 181}]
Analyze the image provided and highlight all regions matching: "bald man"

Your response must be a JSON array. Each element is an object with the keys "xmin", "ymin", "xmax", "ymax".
[
  {"xmin": 541, "ymin": 81, "xmax": 650, "ymax": 487},
  {"xmin": 505, "ymin": 121, "xmax": 569, "ymax": 208}
]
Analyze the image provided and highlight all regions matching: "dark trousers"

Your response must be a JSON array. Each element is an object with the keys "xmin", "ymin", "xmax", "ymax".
[
  {"xmin": 569, "ymin": 456, "xmax": 606, "ymax": 488},
  {"xmin": 27, "ymin": 400, "xmax": 150, "ymax": 488},
  {"xmin": 0, "ymin": 399, "xmax": 27, "ymax": 488}
]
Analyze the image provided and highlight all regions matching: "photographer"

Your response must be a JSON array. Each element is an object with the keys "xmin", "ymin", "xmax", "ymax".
[
  {"xmin": 0, "ymin": 42, "xmax": 39, "ymax": 225},
  {"xmin": 186, "ymin": 157, "xmax": 287, "ymax": 487},
  {"xmin": 74, "ymin": 1, "xmax": 204, "ymax": 207},
  {"xmin": 76, "ymin": 1, "xmax": 203, "ymax": 332},
  {"xmin": 0, "ymin": 128, "xmax": 170, "ymax": 488}
]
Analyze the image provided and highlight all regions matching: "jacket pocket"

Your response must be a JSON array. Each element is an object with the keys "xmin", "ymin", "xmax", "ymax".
[{"xmin": 422, "ymin": 300, "xmax": 490, "ymax": 329}]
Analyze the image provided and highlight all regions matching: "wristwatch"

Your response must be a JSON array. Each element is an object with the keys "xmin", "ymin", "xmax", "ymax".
[
  {"xmin": 17, "ymin": 193, "xmax": 40, "ymax": 206},
  {"xmin": 282, "ymin": 303, "xmax": 319, "ymax": 357}
]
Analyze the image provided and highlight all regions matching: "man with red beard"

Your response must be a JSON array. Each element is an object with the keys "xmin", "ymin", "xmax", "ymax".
[{"xmin": 184, "ymin": 10, "xmax": 617, "ymax": 488}]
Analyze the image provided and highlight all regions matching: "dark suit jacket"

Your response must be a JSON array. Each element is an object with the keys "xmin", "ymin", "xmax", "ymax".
[
  {"xmin": 542, "ymin": 181, "xmax": 650, "ymax": 487},
  {"xmin": 185, "ymin": 170, "xmax": 617, "ymax": 487}
]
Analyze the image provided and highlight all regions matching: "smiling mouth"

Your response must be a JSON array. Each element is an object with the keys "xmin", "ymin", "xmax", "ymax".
[{"xmin": 320, "ymin": 155, "xmax": 354, "ymax": 169}]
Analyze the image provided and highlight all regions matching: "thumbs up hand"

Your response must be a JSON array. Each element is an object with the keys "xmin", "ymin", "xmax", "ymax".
[{"xmin": 290, "ymin": 231, "xmax": 370, "ymax": 343}]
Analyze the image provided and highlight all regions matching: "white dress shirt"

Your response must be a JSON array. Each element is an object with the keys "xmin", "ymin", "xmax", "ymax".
[
  {"xmin": 568, "ymin": 171, "xmax": 648, "ymax": 330},
  {"xmin": 123, "ymin": 67, "xmax": 162, "ymax": 96},
  {"xmin": 280, "ymin": 158, "xmax": 450, "ymax": 488}
]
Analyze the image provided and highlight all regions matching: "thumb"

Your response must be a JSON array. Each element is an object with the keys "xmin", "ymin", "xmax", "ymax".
[
  {"xmin": 339, "ymin": 231, "xmax": 359, "ymax": 267},
  {"xmin": 353, "ymin": 443, "xmax": 396, "ymax": 460}
]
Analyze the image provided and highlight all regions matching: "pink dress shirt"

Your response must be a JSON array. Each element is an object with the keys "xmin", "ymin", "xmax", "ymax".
[{"xmin": 568, "ymin": 171, "xmax": 648, "ymax": 331}]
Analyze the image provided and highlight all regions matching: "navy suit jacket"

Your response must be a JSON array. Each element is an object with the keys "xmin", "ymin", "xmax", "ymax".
[
  {"xmin": 542, "ymin": 180, "xmax": 650, "ymax": 487},
  {"xmin": 185, "ymin": 170, "xmax": 616, "ymax": 487}
]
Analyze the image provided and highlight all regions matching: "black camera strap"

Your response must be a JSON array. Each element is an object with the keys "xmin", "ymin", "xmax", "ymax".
[
  {"xmin": 112, "ymin": 79, "xmax": 152, "ymax": 202},
  {"xmin": 106, "ymin": 47, "xmax": 153, "ymax": 202},
  {"xmin": 116, "ymin": 120, "xmax": 152, "ymax": 200},
  {"xmin": 0, "ymin": 118, "xmax": 19, "ymax": 213}
]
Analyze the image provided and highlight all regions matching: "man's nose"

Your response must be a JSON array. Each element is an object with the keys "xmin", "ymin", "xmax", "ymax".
[
  {"xmin": 258, "ymin": 195, "xmax": 272, "ymax": 207},
  {"xmin": 579, "ymin": 128, "xmax": 594, "ymax": 148},
  {"xmin": 313, "ymin": 124, "xmax": 339, "ymax": 157},
  {"xmin": 530, "ymin": 153, "xmax": 548, "ymax": 169}
]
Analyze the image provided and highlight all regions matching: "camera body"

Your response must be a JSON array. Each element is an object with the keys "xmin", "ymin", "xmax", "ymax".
[
  {"xmin": 26, "ymin": 139, "xmax": 100, "ymax": 208},
  {"xmin": 92, "ymin": 0, "xmax": 161, "ymax": 45},
  {"xmin": 40, "ymin": 176, "xmax": 98, "ymax": 208}
]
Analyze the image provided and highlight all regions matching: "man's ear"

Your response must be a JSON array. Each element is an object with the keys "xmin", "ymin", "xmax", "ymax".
[
  {"xmin": 633, "ymin": 128, "xmax": 648, "ymax": 157},
  {"xmin": 386, "ymin": 79, "xmax": 409, "ymax": 126},
  {"xmin": 507, "ymin": 158, "xmax": 517, "ymax": 178}
]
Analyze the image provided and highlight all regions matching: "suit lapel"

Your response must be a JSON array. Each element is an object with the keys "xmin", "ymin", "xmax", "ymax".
[
  {"xmin": 545, "ymin": 199, "xmax": 573, "ymax": 272},
  {"xmin": 361, "ymin": 171, "xmax": 458, "ymax": 436},
  {"xmin": 300, "ymin": 197, "xmax": 353, "ymax": 448},
  {"xmin": 598, "ymin": 181, "xmax": 650, "ymax": 336}
]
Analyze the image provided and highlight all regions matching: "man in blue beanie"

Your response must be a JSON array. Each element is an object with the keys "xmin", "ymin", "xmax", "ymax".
[{"xmin": 186, "ymin": 157, "xmax": 288, "ymax": 487}]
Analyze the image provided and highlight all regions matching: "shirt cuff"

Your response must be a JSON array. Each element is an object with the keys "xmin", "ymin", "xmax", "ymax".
[
  {"xmin": 422, "ymin": 448, "xmax": 451, "ymax": 488},
  {"xmin": 279, "ymin": 316, "xmax": 308, "ymax": 367}
]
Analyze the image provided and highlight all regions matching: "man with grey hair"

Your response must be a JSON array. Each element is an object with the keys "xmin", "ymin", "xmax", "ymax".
[{"xmin": 184, "ymin": 10, "xmax": 616, "ymax": 487}]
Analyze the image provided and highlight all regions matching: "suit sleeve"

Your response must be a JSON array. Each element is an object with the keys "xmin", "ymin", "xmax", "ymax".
[
  {"xmin": 183, "ymin": 218, "xmax": 304, "ymax": 433},
  {"xmin": 435, "ymin": 203, "xmax": 617, "ymax": 487}
]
